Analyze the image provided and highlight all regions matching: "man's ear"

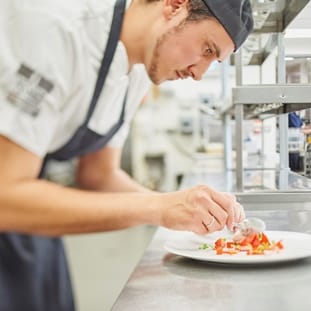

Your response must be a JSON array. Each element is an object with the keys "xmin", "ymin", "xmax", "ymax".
[{"xmin": 162, "ymin": 0, "xmax": 189, "ymax": 19}]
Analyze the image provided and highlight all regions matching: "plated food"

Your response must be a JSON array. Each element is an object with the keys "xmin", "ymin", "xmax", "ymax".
[
  {"xmin": 199, "ymin": 231, "xmax": 284, "ymax": 255},
  {"xmin": 164, "ymin": 230, "xmax": 311, "ymax": 264}
]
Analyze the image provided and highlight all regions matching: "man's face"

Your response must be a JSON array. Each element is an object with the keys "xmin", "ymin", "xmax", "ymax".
[{"xmin": 146, "ymin": 17, "xmax": 234, "ymax": 85}]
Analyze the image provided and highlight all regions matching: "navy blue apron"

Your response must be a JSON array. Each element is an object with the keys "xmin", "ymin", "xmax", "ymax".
[{"xmin": 0, "ymin": 0, "xmax": 126, "ymax": 310}]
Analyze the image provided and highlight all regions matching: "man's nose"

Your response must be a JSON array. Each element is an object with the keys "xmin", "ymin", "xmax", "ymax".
[{"xmin": 190, "ymin": 59, "xmax": 213, "ymax": 81}]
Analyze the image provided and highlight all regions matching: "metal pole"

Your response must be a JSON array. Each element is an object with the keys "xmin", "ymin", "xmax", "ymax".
[
  {"xmin": 235, "ymin": 50, "xmax": 244, "ymax": 191},
  {"xmin": 223, "ymin": 114, "xmax": 232, "ymax": 170},
  {"xmin": 221, "ymin": 59, "xmax": 232, "ymax": 171},
  {"xmin": 277, "ymin": 32, "xmax": 289, "ymax": 190}
]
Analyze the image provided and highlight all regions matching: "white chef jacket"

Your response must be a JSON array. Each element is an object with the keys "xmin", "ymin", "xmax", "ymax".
[{"xmin": 0, "ymin": 0, "xmax": 151, "ymax": 157}]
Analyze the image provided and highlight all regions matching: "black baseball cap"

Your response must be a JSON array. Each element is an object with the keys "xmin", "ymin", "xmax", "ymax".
[{"xmin": 202, "ymin": 0, "xmax": 254, "ymax": 51}]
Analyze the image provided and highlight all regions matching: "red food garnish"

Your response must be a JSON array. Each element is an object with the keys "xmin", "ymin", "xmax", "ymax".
[{"xmin": 207, "ymin": 232, "xmax": 284, "ymax": 256}]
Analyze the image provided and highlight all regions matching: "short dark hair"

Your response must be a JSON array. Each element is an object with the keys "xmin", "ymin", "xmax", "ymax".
[
  {"xmin": 186, "ymin": 0, "xmax": 215, "ymax": 22},
  {"xmin": 145, "ymin": 0, "xmax": 215, "ymax": 21}
]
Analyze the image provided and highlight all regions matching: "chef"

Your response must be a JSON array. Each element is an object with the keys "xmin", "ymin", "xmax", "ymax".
[{"xmin": 0, "ymin": 0, "xmax": 253, "ymax": 310}]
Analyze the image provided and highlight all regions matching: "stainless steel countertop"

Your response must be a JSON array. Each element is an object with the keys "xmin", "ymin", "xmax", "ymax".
[
  {"xmin": 112, "ymin": 166, "xmax": 311, "ymax": 311},
  {"xmin": 112, "ymin": 210, "xmax": 311, "ymax": 311}
]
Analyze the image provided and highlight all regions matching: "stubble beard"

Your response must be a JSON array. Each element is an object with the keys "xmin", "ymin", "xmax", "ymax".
[
  {"xmin": 148, "ymin": 21, "xmax": 186, "ymax": 84},
  {"xmin": 147, "ymin": 20, "xmax": 188, "ymax": 85},
  {"xmin": 148, "ymin": 34, "xmax": 164, "ymax": 85}
]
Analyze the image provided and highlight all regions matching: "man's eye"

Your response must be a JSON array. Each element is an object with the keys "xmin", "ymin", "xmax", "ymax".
[{"xmin": 204, "ymin": 48, "xmax": 213, "ymax": 56}]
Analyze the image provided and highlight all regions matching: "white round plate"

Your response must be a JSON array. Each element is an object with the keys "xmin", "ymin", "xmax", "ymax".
[{"xmin": 164, "ymin": 230, "xmax": 311, "ymax": 264}]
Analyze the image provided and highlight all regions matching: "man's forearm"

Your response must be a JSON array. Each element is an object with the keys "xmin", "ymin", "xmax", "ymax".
[{"xmin": 0, "ymin": 179, "xmax": 160, "ymax": 236}]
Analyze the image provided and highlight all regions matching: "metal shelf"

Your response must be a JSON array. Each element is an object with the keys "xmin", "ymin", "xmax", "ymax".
[
  {"xmin": 222, "ymin": 84, "xmax": 311, "ymax": 119},
  {"xmin": 221, "ymin": 1, "xmax": 311, "ymax": 192},
  {"xmin": 181, "ymin": 167, "xmax": 311, "ymax": 193},
  {"xmin": 251, "ymin": 0, "xmax": 309, "ymax": 33},
  {"xmin": 236, "ymin": 191, "xmax": 311, "ymax": 206},
  {"xmin": 230, "ymin": 0, "xmax": 310, "ymax": 66},
  {"xmin": 230, "ymin": 33, "xmax": 278, "ymax": 66}
]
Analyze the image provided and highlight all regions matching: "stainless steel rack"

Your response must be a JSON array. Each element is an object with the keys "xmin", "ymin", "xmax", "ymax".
[
  {"xmin": 221, "ymin": 0, "xmax": 311, "ymax": 192},
  {"xmin": 231, "ymin": 0, "xmax": 310, "ymax": 66},
  {"xmin": 222, "ymin": 84, "xmax": 311, "ymax": 119},
  {"xmin": 251, "ymin": 0, "xmax": 309, "ymax": 33}
]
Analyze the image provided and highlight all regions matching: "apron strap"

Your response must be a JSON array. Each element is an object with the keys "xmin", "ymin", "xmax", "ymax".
[
  {"xmin": 83, "ymin": 0, "xmax": 126, "ymax": 125},
  {"xmin": 38, "ymin": 0, "xmax": 127, "ymax": 176}
]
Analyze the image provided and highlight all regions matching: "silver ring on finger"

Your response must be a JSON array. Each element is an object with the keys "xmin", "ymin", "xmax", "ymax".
[{"xmin": 205, "ymin": 216, "xmax": 215, "ymax": 228}]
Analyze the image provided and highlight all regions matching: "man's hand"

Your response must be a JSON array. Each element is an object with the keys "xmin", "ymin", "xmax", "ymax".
[{"xmin": 157, "ymin": 185, "xmax": 244, "ymax": 235}]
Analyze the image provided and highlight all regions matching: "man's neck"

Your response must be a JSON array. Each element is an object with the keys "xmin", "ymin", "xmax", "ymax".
[{"xmin": 120, "ymin": 0, "xmax": 162, "ymax": 68}]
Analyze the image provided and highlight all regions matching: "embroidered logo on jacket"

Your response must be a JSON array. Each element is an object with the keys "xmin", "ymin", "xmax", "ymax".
[{"xmin": 7, "ymin": 64, "xmax": 54, "ymax": 117}]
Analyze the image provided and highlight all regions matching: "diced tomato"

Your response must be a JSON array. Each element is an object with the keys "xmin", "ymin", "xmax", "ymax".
[
  {"xmin": 276, "ymin": 240, "xmax": 284, "ymax": 249},
  {"xmin": 226, "ymin": 241, "xmax": 235, "ymax": 248},
  {"xmin": 240, "ymin": 232, "xmax": 257, "ymax": 246},
  {"xmin": 251, "ymin": 234, "xmax": 261, "ymax": 248},
  {"xmin": 215, "ymin": 238, "xmax": 226, "ymax": 248},
  {"xmin": 239, "ymin": 238, "xmax": 248, "ymax": 246},
  {"xmin": 260, "ymin": 232, "xmax": 270, "ymax": 244},
  {"xmin": 216, "ymin": 247, "xmax": 223, "ymax": 255}
]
